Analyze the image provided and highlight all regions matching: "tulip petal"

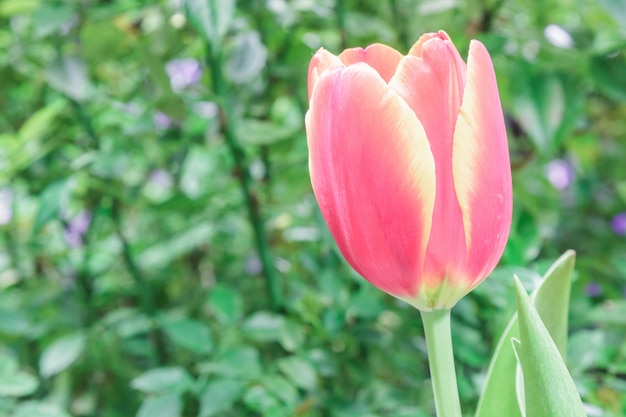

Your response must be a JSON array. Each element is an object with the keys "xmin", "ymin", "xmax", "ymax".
[
  {"xmin": 338, "ymin": 43, "xmax": 404, "ymax": 83},
  {"xmin": 306, "ymin": 64, "xmax": 436, "ymax": 298},
  {"xmin": 408, "ymin": 31, "xmax": 467, "ymax": 82},
  {"xmin": 452, "ymin": 40, "xmax": 512, "ymax": 287},
  {"xmin": 389, "ymin": 34, "xmax": 468, "ymax": 291},
  {"xmin": 308, "ymin": 48, "xmax": 344, "ymax": 101}
]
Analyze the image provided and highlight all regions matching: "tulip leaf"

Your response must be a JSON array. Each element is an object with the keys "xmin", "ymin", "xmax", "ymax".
[
  {"xmin": 513, "ymin": 276, "xmax": 586, "ymax": 417},
  {"xmin": 475, "ymin": 316, "xmax": 522, "ymax": 417},
  {"xmin": 474, "ymin": 250, "xmax": 576, "ymax": 417},
  {"xmin": 529, "ymin": 251, "xmax": 575, "ymax": 360}
]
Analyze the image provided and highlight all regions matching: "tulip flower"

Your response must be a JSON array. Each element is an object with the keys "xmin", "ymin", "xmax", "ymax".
[{"xmin": 305, "ymin": 31, "xmax": 512, "ymax": 311}]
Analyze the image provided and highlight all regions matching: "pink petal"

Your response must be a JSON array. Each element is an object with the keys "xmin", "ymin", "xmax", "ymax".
[
  {"xmin": 389, "ymin": 33, "xmax": 468, "ymax": 289},
  {"xmin": 452, "ymin": 40, "xmax": 512, "ymax": 287},
  {"xmin": 337, "ymin": 44, "xmax": 404, "ymax": 83},
  {"xmin": 306, "ymin": 64, "xmax": 436, "ymax": 297},
  {"xmin": 308, "ymin": 48, "xmax": 344, "ymax": 101},
  {"xmin": 407, "ymin": 31, "xmax": 443, "ymax": 57}
]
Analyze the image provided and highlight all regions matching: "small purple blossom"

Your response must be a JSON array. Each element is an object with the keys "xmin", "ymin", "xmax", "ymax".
[
  {"xmin": 149, "ymin": 169, "xmax": 174, "ymax": 189},
  {"xmin": 154, "ymin": 111, "xmax": 172, "ymax": 130},
  {"xmin": 584, "ymin": 282, "xmax": 603, "ymax": 297},
  {"xmin": 611, "ymin": 212, "xmax": 626, "ymax": 236},
  {"xmin": 245, "ymin": 255, "xmax": 262, "ymax": 276},
  {"xmin": 64, "ymin": 210, "xmax": 92, "ymax": 248},
  {"xmin": 165, "ymin": 58, "xmax": 202, "ymax": 92},
  {"xmin": 545, "ymin": 159, "xmax": 574, "ymax": 190}
]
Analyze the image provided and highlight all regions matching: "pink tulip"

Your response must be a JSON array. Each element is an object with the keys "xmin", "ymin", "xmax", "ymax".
[{"xmin": 305, "ymin": 31, "xmax": 512, "ymax": 311}]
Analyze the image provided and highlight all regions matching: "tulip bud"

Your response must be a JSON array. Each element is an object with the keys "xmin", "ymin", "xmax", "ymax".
[{"xmin": 305, "ymin": 31, "xmax": 512, "ymax": 311}]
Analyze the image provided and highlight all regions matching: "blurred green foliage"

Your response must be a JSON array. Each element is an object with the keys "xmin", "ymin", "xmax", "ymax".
[{"xmin": 0, "ymin": 0, "xmax": 625, "ymax": 416}]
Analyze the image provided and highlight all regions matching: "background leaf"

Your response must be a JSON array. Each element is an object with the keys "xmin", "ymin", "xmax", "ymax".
[
  {"xmin": 1, "ymin": 1, "xmax": 625, "ymax": 416},
  {"xmin": 184, "ymin": 0, "xmax": 234, "ymax": 49},
  {"xmin": 131, "ymin": 367, "xmax": 193, "ymax": 395},
  {"xmin": 136, "ymin": 394, "xmax": 182, "ymax": 417},
  {"xmin": 39, "ymin": 332, "xmax": 86, "ymax": 378},
  {"xmin": 161, "ymin": 318, "xmax": 213, "ymax": 355}
]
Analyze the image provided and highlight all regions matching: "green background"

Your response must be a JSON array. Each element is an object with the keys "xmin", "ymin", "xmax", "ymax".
[{"xmin": 0, "ymin": 0, "xmax": 625, "ymax": 416}]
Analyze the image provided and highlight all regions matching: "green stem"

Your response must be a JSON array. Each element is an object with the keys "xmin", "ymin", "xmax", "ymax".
[
  {"xmin": 111, "ymin": 200, "xmax": 166, "ymax": 365},
  {"xmin": 205, "ymin": 45, "xmax": 283, "ymax": 310},
  {"xmin": 70, "ymin": 98, "xmax": 100, "ymax": 149},
  {"xmin": 420, "ymin": 309, "xmax": 463, "ymax": 417},
  {"xmin": 336, "ymin": 0, "xmax": 348, "ymax": 49},
  {"xmin": 390, "ymin": 0, "xmax": 409, "ymax": 49}
]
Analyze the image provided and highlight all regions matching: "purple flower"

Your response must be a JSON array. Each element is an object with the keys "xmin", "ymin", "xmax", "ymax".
[
  {"xmin": 245, "ymin": 255, "xmax": 262, "ymax": 276},
  {"xmin": 64, "ymin": 210, "xmax": 92, "ymax": 248},
  {"xmin": 584, "ymin": 282, "xmax": 602, "ymax": 297},
  {"xmin": 611, "ymin": 212, "xmax": 626, "ymax": 236},
  {"xmin": 165, "ymin": 58, "xmax": 202, "ymax": 92},
  {"xmin": 154, "ymin": 112, "xmax": 172, "ymax": 130},
  {"xmin": 545, "ymin": 159, "xmax": 574, "ymax": 190},
  {"xmin": 149, "ymin": 169, "xmax": 173, "ymax": 189}
]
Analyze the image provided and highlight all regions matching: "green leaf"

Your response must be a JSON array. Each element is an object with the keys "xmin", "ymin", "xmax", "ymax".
[
  {"xmin": 12, "ymin": 401, "xmax": 72, "ymax": 417},
  {"xmin": 513, "ymin": 276, "xmax": 586, "ymax": 417},
  {"xmin": 475, "ymin": 250, "xmax": 576, "ymax": 417},
  {"xmin": 242, "ymin": 385, "xmax": 281, "ymax": 413},
  {"xmin": 32, "ymin": 178, "xmax": 73, "ymax": 233},
  {"xmin": 39, "ymin": 332, "xmax": 86, "ymax": 378},
  {"xmin": 137, "ymin": 394, "xmax": 182, "ymax": 417},
  {"xmin": 184, "ymin": 0, "xmax": 234, "ymax": 50},
  {"xmin": 242, "ymin": 311, "xmax": 286, "ymax": 342},
  {"xmin": 277, "ymin": 356, "xmax": 317, "ymax": 390},
  {"xmin": 0, "ymin": 0, "xmax": 40, "ymax": 16},
  {"xmin": 262, "ymin": 375, "xmax": 299, "ymax": 407},
  {"xmin": 207, "ymin": 285, "xmax": 243, "ymax": 325},
  {"xmin": 131, "ymin": 367, "xmax": 193, "ymax": 395},
  {"xmin": 236, "ymin": 119, "xmax": 297, "ymax": 146},
  {"xmin": 32, "ymin": 3, "xmax": 75, "ymax": 39},
  {"xmin": 600, "ymin": 0, "xmax": 626, "ymax": 26},
  {"xmin": 45, "ymin": 55, "xmax": 89, "ymax": 102},
  {"xmin": 162, "ymin": 318, "xmax": 213, "ymax": 355},
  {"xmin": 137, "ymin": 222, "xmax": 213, "ymax": 269},
  {"xmin": 590, "ymin": 52, "xmax": 626, "ymax": 102},
  {"xmin": 0, "ymin": 100, "xmax": 66, "ymax": 179},
  {"xmin": 204, "ymin": 348, "xmax": 262, "ymax": 379},
  {"xmin": 509, "ymin": 65, "xmax": 581, "ymax": 154},
  {"xmin": 0, "ymin": 353, "xmax": 38, "ymax": 397},
  {"xmin": 0, "ymin": 353, "xmax": 18, "ymax": 375},
  {"xmin": 223, "ymin": 32, "xmax": 268, "ymax": 84},
  {"xmin": 530, "ymin": 251, "xmax": 575, "ymax": 360},
  {"xmin": 588, "ymin": 299, "xmax": 626, "ymax": 326},
  {"xmin": 199, "ymin": 379, "xmax": 245, "ymax": 417},
  {"xmin": 18, "ymin": 99, "xmax": 66, "ymax": 143},
  {"xmin": 0, "ymin": 370, "xmax": 39, "ymax": 397},
  {"xmin": 278, "ymin": 319, "xmax": 305, "ymax": 353}
]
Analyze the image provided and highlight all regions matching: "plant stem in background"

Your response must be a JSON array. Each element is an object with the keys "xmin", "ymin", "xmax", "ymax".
[
  {"xmin": 111, "ymin": 200, "xmax": 166, "ymax": 365},
  {"xmin": 420, "ymin": 309, "xmax": 463, "ymax": 417},
  {"xmin": 205, "ymin": 45, "xmax": 284, "ymax": 310},
  {"xmin": 65, "ymin": 99, "xmax": 100, "ymax": 327},
  {"xmin": 336, "ymin": 0, "xmax": 348, "ymax": 49},
  {"xmin": 71, "ymin": 99, "xmax": 100, "ymax": 149},
  {"xmin": 390, "ymin": 0, "xmax": 410, "ymax": 49},
  {"xmin": 70, "ymin": 99, "xmax": 165, "ymax": 364}
]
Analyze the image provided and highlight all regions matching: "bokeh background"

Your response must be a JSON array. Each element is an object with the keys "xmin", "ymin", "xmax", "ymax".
[{"xmin": 1, "ymin": 0, "xmax": 625, "ymax": 416}]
